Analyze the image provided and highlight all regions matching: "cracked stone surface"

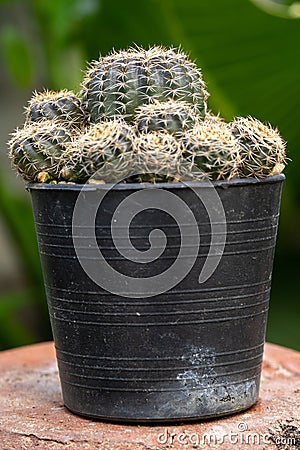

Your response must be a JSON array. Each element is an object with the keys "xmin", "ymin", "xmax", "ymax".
[{"xmin": 0, "ymin": 341, "xmax": 299, "ymax": 449}]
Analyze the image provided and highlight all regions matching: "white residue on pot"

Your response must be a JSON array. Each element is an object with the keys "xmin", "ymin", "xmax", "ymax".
[{"xmin": 177, "ymin": 345, "xmax": 217, "ymax": 389}]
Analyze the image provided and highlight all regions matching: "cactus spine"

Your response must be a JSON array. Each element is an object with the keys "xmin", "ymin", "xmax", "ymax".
[
  {"xmin": 135, "ymin": 100, "xmax": 198, "ymax": 135},
  {"xmin": 8, "ymin": 121, "xmax": 74, "ymax": 182},
  {"xmin": 130, "ymin": 132, "xmax": 183, "ymax": 183},
  {"xmin": 25, "ymin": 89, "xmax": 86, "ymax": 130},
  {"xmin": 231, "ymin": 116, "xmax": 286, "ymax": 177},
  {"xmin": 81, "ymin": 46, "xmax": 208, "ymax": 123},
  {"xmin": 180, "ymin": 122, "xmax": 241, "ymax": 180},
  {"xmin": 60, "ymin": 120, "xmax": 134, "ymax": 183}
]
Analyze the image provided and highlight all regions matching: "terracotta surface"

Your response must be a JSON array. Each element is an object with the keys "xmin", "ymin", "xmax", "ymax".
[{"xmin": 0, "ymin": 341, "xmax": 299, "ymax": 449}]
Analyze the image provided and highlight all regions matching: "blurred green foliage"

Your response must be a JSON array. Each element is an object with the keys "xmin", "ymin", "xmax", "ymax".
[{"xmin": 0, "ymin": 0, "xmax": 299, "ymax": 350}]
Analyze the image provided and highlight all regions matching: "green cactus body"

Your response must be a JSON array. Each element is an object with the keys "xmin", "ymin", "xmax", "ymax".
[
  {"xmin": 60, "ymin": 120, "xmax": 134, "ymax": 183},
  {"xmin": 7, "ymin": 45, "xmax": 287, "ymax": 185},
  {"xmin": 26, "ymin": 89, "xmax": 86, "ymax": 130},
  {"xmin": 135, "ymin": 100, "xmax": 199, "ymax": 135},
  {"xmin": 231, "ymin": 116, "xmax": 286, "ymax": 177},
  {"xmin": 81, "ymin": 46, "xmax": 208, "ymax": 123},
  {"xmin": 8, "ymin": 121, "xmax": 74, "ymax": 181},
  {"xmin": 180, "ymin": 122, "xmax": 240, "ymax": 180},
  {"xmin": 130, "ymin": 131, "xmax": 182, "ymax": 183}
]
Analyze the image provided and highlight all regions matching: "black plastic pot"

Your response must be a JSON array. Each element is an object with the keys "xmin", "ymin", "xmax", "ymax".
[{"xmin": 28, "ymin": 174, "xmax": 284, "ymax": 422}]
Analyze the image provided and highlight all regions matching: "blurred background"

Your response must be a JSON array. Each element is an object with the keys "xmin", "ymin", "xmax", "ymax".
[{"xmin": 0, "ymin": 0, "xmax": 299, "ymax": 351}]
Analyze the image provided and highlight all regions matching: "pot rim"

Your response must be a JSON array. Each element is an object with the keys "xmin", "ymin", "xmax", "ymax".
[{"xmin": 26, "ymin": 173, "xmax": 285, "ymax": 192}]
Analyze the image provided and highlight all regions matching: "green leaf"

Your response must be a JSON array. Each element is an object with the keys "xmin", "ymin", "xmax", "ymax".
[
  {"xmin": 0, "ymin": 169, "xmax": 45, "ymax": 295},
  {"xmin": 249, "ymin": 0, "xmax": 300, "ymax": 19},
  {"xmin": 154, "ymin": 0, "xmax": 300, "ymax": 194},
  {"xmin": 0, "ymin": 290, "xmax": 37, "ymax": 350},
  {"xmin": 0, "ymin": 26, "xmax": 33, "ymax": 87},
  {"xmin": 32, "ymin": 0, "xmax": 99, "ymax": 46}
]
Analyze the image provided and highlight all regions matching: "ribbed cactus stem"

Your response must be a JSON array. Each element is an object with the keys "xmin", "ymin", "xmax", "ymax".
[
  {"xmin": 25, "ymin": 89, "xmax": 87, "ymax": 130},
  {"xmin": 130, "ymin": 131, "xmax": 182, "ymax": 182},
  {"xmin": 180, "ymin": 121, "xmax": 241, "ymax": 180},
  {"xmin": 135, "ymin": 99, "xmax": 199, "ymax": 135},
  {"xmin": 81, "ymin": 46, "xmax": 208, "ymax": 123},
  {"xmin": 231, "ymin": 116, "xmax": 286, "ymax": 177},
  {"xmin": 60, "ymin": 120, "xmax": 134, "ymax": 183},
  {"xmin": 8, "ymin": 121, "xmax": 74, "ymax": 181}
]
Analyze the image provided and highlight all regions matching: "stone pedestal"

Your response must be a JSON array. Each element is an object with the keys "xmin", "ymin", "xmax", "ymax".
[{"xmin": 0, "ymin": 341, "xmax": 299, "ymax": 449}]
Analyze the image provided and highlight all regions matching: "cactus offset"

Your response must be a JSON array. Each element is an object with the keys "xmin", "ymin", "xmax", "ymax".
[
  {"xmin": 180, "ymin": 121, "xmax": 240, "ymax": 180},
  {"xmin": 135, "ymin": 99, "xmax": 199, "ymax": 135},
  {"xmin": 204, "ymin": 111, "xmax": 225, "ymax": 125},
  {"xmin": 231, "ymin": 116, "xmax": 286, "ymax": 177},
  {"xmin": 60, "ymin": 120, "xmax": 134, "ymax": 183},
  {"xmin": 8, "ymin": 121, "xmax": 75, "ymax": 182},
  {"xmin": 130, "ymin": 132, "xmax": 182, "ymax": 183},
  {"xmin": 26, "ymin": 89, "xmax": 86, "ymax": 130},
  {"xmin": 81, "ymin": 46, "xmax": 208, "ymax": 123}
]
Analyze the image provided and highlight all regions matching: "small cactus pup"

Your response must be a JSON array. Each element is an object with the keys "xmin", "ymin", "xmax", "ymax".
[
  {"xmin": 60, "ymin": 120, "xmax": 134, "ymax": 183},
  {"xmin": 25, "ymin": 89, "xmax": 87, "ymax": 130},
  {"xmin": 231, "ymin": 116, "xmax": 286, "ymax": 177},
  {"xmin": 180, "ymin": 121, "xmax": 241, "ymax": 181},
  {"xmin": 81, "ymin": 45, "xmax": 209, "ymax": 123},
  {"xmin": 135, "ymin": 99, "xmax": 199, "ymax": 135},
  {"xmin": 8, "ymin": 121, "xmax": 75, "ymax": 182},
  {"xmin": 130, "ymin": 131, "xmax": 183, "ymax": 183}
]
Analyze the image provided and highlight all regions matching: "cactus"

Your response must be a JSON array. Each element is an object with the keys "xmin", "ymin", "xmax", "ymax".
[
  {"xmin": 7, "ymin": 45, "xmax": 287, "ymax": 185},
  {"xmin": 180, "ymin": 121, "xmax": 241, "ymax": 180},
  {"xmin": 25, "ymin": 89, "xmax": 86, "ymax": 130},
  {"xmin": 60, "ymin": 120, "xmax": 134, "ymax": 183},
  {"xmin": 8, "ymin": 121, "xmax": 74, "ymax": 182},
  {"xmin": 231, "ymin": 116, "xmax": 286, "ymax": 177},
  {"xmin": 129, "ymin": 131, "xmax": 183, "ymax": 183},
  {"xmin": 204, "ymin": 111, "xmax": 225, "ymax": 125},
  {"xmin": 135, "ymin": 99, "xmax": 199, "ymax": 135},
  {"xmin": 81, "ymin": 46, "xmax": 208, "ymax": 124}
]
